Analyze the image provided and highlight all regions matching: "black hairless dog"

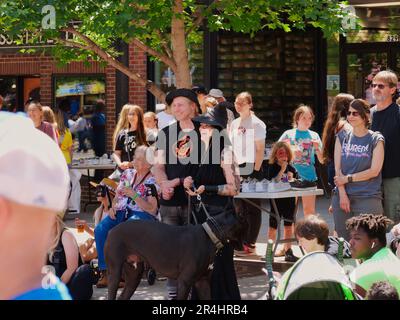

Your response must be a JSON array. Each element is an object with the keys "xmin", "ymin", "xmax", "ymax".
[{"xmin": 105, "ymin": 211, "xmax": 238, "ymax": 300}]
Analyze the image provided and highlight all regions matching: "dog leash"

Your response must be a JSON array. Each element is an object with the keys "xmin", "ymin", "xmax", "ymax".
[{"xmin": 189, "ymin": 184, "xmax": 225, "ymax": 251}]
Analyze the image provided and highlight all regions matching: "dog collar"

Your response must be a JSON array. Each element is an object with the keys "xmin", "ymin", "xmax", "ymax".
[{"xmin": 202, "ymin": 222, "xmax": 224, "ymax": 251}]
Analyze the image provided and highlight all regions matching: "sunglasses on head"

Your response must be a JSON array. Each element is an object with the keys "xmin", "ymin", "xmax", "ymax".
[
  {"xmin": 371, "ymin": 83, "xmax": 388, "ymax": 89},
  {"xmin": 347, "ymin": 111, "xmax": 360, "ymax": 117}
]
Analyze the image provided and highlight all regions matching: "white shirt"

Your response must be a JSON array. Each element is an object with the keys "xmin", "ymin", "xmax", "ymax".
[
  {"xmin": 229, "ymin": 114, "xmax": 266, "ymax": 165},
  {"xmin": 157, "ymin": 111, "xmax": 176, "ymax": 130}
]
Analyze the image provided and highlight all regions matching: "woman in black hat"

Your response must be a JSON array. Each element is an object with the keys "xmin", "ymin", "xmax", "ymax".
[{"xmin": 183, "ymin": 103, "xmax": 241, "ymax": 300}]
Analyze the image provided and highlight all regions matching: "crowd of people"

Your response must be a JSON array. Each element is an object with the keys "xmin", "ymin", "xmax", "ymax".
[{"xmin": 1, "ymin": 69, "xmax": 400, "ymax": 300}]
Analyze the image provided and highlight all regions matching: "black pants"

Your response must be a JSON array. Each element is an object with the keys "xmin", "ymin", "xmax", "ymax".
[
  {"xmin": 234, "ymin": 198, "xmax": 261, "ymax": 246},
  {"xmin": 211, "ymin": 243, "xmax": 241, "ymax": 300},
  {"xmin": 191, "ymin": 202, "xmax": 241, "ymax": 300},
  {"xmin": 269, "ymin": 198, "xmax": 296, "ymax": 229},
  {"xmin": 67, "ymin": 264, "xmax": 97, "ymax": 300}
]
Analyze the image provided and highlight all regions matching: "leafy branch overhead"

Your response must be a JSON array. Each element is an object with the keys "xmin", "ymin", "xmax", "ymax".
[{"xmin": 0, "ymin": 0, "xmax": 358, "ymax": 102}]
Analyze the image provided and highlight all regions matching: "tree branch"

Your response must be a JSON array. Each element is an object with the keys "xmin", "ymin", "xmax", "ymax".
[
  {"xmin": 155, "ymin": 30, "xmax": 173, "ymax": 58},
  {"xmin": 132, "ymin": 38, "xmax": 177, "ymax": 72},
  {"xmin": 60, "ymin": 27, "xmax": 166, "ymax": 102},
  {"xmin": 186, "ymin": 0, "xmax": 221, "ymax": 36},
  {"xmin": 57, "ymin": 38, "xmax": 91, "ymax": 51}
]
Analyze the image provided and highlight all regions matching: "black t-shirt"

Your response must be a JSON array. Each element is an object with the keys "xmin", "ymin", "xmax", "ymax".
[
  {"xmin": 267, "ymin": 162, "xmax": 298, "ymax": 182},
  {"xmin": 371, "ymin": 103, "xmax": 400, "ymax": 178},
  {"xmin": 47, "ymin": 229, "xmax": 83, "ymax": 279},
  {"xmin": 115, "ymin": 130, "xmax": 138, "ymax": 163},
  {"xmin": 156, "ymin": 121, "xmax": 201, "ymax": 206}
]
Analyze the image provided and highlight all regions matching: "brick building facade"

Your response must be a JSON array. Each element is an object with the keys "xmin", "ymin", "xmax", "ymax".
[{"xmin": 0, "ymin": 45, "xmax": 148, "ymax": 152}]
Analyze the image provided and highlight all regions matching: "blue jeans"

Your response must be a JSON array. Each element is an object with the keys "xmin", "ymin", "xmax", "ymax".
[
  {"xmin": 77, "ymin": 130, "xmax": 89, "ymax": 151},
  {"xmin": 94, "ymin": 208, "xmax": 156, "ymax": 271}
]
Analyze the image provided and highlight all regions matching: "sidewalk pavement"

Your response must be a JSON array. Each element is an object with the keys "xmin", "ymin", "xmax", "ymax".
[{"xmin": 65, "ymin": 195, "xmax": 333, "ymax": 300}]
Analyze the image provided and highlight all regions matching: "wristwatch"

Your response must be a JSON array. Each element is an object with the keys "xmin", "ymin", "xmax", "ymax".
[{"xmin": 347, "ymin": 174, "xmax": 353, "ymax": 183}]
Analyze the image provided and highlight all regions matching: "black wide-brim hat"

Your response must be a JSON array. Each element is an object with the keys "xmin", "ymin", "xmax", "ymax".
[
  {"xmin": 193, "ymin": 102, "xmax": 228, "ymax": 129},
  {"xmin": 165, "ymin": 88, "xmax": 201, "ymax": 112}
]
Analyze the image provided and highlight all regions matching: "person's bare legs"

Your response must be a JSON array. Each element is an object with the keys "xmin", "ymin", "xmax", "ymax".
[
  {"xmin": 283, "ymin": 225, "xmax": 294, "ymax": 251},
  {"xmin": 302, "ymin": 195, "xmax": 316, "ymax": 217}
]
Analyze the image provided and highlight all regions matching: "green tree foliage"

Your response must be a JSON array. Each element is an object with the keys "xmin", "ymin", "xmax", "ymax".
[{"xmin": 0, "ymin": 0, "xmax": 358, "ymax": 101}]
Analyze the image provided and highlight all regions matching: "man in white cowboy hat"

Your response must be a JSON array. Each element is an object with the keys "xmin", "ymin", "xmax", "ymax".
[{"xmin": 0, "ymin": 113, "xmax": 71, "ymax": 300}]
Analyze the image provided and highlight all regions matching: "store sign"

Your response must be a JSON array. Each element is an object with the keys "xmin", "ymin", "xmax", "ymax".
[
  {"xmin": 0, "ymin": 29, "xmax": 77, "ymax": 49},
  {"xmin": 56, "ymin": 80, "xmax": 105, "ymax": 97},
  {"xmin": 0, "ymin": 31, "xmax": 54, "ymax": 49}
]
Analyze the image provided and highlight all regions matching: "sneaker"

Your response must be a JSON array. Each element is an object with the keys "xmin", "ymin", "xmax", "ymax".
[
  {"xmin": 244, "ymin": 243, "xmax": 256, "ymax": 254},
  {"xmin": 234, "ymin": 244, "xmax": 255, "ymax": 256},
  {"xmin": 284, "ymin": 248, "xmax": 299, "ymax": 263},
  {"xmin": 289, "ymin": 179, "xmax": 317, "ymax": 191},
  {"xmin": 256, "ymin": 179, "xmax": 269, "ymax": 192}
]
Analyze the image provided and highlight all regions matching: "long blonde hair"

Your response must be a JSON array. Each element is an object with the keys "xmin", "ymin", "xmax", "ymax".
[
  {"xmin": 112, "ymin": 104, "xmax": 147, "ymax": 149},
  {"xmin": 48, "ymin": 216, "xmax": 66, "ymax": 263},
  {"xmin": 113, "ymin": 104, "xmax": 132, "ymax": 149},
  {"xmin": 42, "ymin": 106, "xmax": 56, "ymax": 126}
]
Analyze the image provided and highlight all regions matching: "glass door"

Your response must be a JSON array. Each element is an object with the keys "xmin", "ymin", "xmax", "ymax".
[{"xmin": 346, "ymin": 52, "xmax": 387, "ymax": 103}]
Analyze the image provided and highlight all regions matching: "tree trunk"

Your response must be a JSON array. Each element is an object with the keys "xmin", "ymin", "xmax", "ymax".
[{"xmin": 171, "ymin": 0, "xmax": 192, "ymax": 88}]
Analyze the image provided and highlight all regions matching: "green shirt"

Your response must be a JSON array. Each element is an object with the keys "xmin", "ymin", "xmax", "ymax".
[{"xmin": 350, "ymin": 247, "xmax": 400, "ymax": 295}]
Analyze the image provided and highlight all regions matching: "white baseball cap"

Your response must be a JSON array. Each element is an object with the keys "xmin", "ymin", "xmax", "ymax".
[
  {"xmin": 0, "ymin": 113, "xmax": 70, "ymax": 211},
  {"xmin": 208, "ymin": 88, "xmax": 224, "ymax": 98}
]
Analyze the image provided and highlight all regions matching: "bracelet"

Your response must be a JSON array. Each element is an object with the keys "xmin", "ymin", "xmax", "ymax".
[
  {"xmin": 179, "ymin": 178, "xmax": 185, "ymax": 185},
  {"xmin": 204, "ymin": 185, "xmax": 218, "ymax": 193},
  {"xmin": 347, "ymin": 174, "xmax": 353, "ymax": 183},
  {"xmin": 204, "ymin": 185, "xmax": 225, "ymax": 194},
  {"xmin": 131, "ymin": 192, "xmax": 139, "ymax": 201}
]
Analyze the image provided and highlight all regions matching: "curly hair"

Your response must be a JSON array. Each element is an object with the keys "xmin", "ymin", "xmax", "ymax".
[
  {"xmin": 366, "ymin": 281, "xmax": 399, "ymax": 300},
  {"xmin": 346, "ymin": 214, "xmax": 393, "ymax": 246}
]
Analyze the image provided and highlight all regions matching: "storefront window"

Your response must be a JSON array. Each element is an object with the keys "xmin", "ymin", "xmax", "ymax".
[
  {"xmin": 347, "ymin": 53, "xmax": 387, "ymax": 104},
  {"xmin": 346, "ymin": 30, "xmax": 391, "ymax": 43},
  {"xmin": 54, "ymin": 75, "xmax": 105, "ymax": 116},
  {"xmin": 0, "ymin": 77, "xmax": 17, "ymax": 111},
  {"xmin": 54, "ymin": 75, "xmax": 106, "ymax": 155},
  {"xmin": 217, "ymin": 31, "xmax": 316, "ymax": 141},
  {"xmin": 326, "ymin": 37, "xmax": 340, "ymax": 109}
]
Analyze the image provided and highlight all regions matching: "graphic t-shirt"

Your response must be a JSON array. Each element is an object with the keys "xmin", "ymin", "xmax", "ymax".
[
  {"xmin": 115, "ymin": 130, "xmax": 139, "ymax": 163},
  {"xmin": 279, "ymin": 129, "xmax": 322, "ymax": 182},
  {"xmin": 12, "ymin": 274, "xmax": 71, "ymax": 300},
  {"xmin": 350, "ymin": 247, "xmax": 400, "ymax": 296},
  {"xmin": 155, "ymin": 121, "xmax": 201, "ymax": 206},
  {"xmin": 229, "ymin": 114, "xmax": 266, "ymax": 165},
  {"xmin": 337, "ymin": 129, "xmax": 384, "ymax": 197},
  {"xmin": 115, "ymin": 168, "xmax": 159, "ymax": 212}
]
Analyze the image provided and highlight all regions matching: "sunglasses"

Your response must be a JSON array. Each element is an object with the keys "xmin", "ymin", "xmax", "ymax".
[
  {"xmin": 347, "ymin": 111, "xmax": 360, "ymax": 117},
  {"xmin": 371, "ymin": 83, "xmax": 388, "ymax": 89}
]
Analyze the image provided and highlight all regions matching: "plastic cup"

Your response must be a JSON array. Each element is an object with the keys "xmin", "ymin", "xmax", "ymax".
[{"xmin": 76, "ymin": 220, "xmax": 85, "ymax": 233}]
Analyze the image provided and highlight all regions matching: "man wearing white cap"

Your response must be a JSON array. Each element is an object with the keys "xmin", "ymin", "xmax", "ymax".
[
  {"xmin": 208, "ymin": 88, "xmax": 235, "ymax": 129},
  {"xmin": 0, "ymin": 113, "xmax": 71, "ymax": 300}
]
